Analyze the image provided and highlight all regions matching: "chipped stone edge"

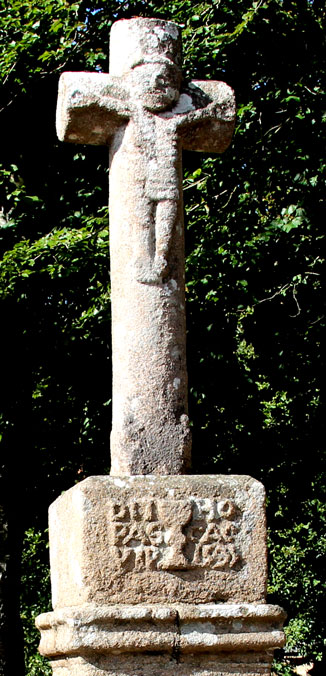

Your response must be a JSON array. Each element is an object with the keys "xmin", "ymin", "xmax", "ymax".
[{"xmin": 36, "ymin": 603, "xmax": 286, "ymax": 658}]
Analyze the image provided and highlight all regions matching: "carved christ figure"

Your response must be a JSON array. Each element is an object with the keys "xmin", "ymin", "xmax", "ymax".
[{"xmin": 57, "ymin": 18, "xmax": 235, "ymax": 475}]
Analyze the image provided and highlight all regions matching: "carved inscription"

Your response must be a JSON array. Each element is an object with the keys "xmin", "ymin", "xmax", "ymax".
[{"xmin": 108, "ymin": 498, "xmax": 241, "ymax": 572}]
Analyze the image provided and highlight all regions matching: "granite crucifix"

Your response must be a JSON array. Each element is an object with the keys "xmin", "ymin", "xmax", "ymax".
[
  {"xmin": 56, "ymin": 16, "xmax": 236, "ymax": 476},
  {"xmin": 37, "ymin": 18, "xmax": 286, "ymax": 676}
]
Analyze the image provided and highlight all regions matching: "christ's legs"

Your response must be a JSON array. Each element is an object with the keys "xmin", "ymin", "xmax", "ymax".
[{"xmin": 134, "ymin": 198, "xmax": 177, "ymax": 284}]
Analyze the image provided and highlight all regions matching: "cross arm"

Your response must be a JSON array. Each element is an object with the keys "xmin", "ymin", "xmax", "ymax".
[
  {"xmin": 176, "ymin": 80, "xmax": 236, "ymax": 153},
  {"xmin": 56, "ymin": 72, "xmax": 131, "ymax": 146}
]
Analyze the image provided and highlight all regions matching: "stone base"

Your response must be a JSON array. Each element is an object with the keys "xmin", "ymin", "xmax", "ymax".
[
  {"xmin": 37, "ymin": 475, "xmax": 285, "ymax": 675},
  {"xmin": 45, "ymin": 655, "xmax": 278, "ymax": 676},
  {"xmin": 36, "ymin": 603, "xmax": 285, "ymax": 676},
  {"xmin": 47, "ymin": 475, "xmax": 268, "ymax": 607}
]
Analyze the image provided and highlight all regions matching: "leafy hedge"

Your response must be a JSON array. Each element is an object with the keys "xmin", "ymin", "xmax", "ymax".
[{"xmin": 0, "ymin": 1, "xmax": 325, "ymax": 673}]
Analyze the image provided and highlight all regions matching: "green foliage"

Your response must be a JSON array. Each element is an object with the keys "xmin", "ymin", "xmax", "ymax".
[
  {"xmin": 1, "ymin": 0, "xmax": 83, "ymax": 110},
  {"xmin": 20, "ymin": 529, "xmax": 51, "ymax": 676},
  {"xmin": 1, "ymin": 0, "xmax": 325, "ymax": 672}
]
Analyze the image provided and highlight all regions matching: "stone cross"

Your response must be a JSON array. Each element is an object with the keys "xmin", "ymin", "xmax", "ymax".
[
  {"xmin": 57, "ymin": 17, "xmax": 236, "ymax": 476},
  {"xmin": 37, "ymin": 20, "xmax": 286, "ymax": 676}
]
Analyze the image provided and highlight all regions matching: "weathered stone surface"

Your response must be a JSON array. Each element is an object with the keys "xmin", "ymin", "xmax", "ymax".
[
  {"xmin": 36, "ymin": 19, "xmax": 285, "ymax": 676},
  {"xmin": 36, "ymin": 602, "xmax": 286, "ymax": 676},
  {"xmin": 56, "ymin": 17, "xmax": 236, "ymax": 476},
  {"xmin": 49, "ymin": 475, "xmax": 267, "ymax": 608},
  {"xmin": 44, "ymin": 657, "xmax": 280, "ymax": 676},
  {"xmin": 41, "ymin": 655, "xmax": 282, "ymax": 676},
  {"xmin": 37, "ymin": 603, "xmax": 286, "ymax": 656}
]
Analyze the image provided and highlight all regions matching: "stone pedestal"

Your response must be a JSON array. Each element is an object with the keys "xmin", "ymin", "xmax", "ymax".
[
  {"xmin": 37, "ymin": 603, "xmax": 285, "ymax": 676},
  {"xmin": 36, "ymin": 476, "xmax": 285, "ymax": 675}
]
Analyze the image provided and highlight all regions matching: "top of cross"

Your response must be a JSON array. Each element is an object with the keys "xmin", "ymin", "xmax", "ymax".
[
  {"xmin": 57, "ymin": 17, "xmax": 235, "ymax": 154},
  {"xmin": 109, "ymin": 17, "xmax": 182, "ymax": 75}
]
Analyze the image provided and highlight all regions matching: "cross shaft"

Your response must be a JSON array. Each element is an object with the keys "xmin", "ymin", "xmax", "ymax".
[{"xmin": 56, "ymin": 17, "xmax": 236, "ymax": 475}]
